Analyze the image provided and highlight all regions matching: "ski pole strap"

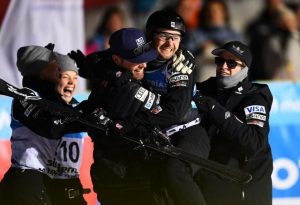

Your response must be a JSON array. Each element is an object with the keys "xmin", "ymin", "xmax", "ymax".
[{"xmin": 164, "ymin": 117, "xmax": 201, "ymax": 136}]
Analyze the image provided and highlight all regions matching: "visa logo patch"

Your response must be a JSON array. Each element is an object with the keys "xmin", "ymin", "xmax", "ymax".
[{"xmin": 244, "ymin": 105, "xmax": 266, "ymax": 115}]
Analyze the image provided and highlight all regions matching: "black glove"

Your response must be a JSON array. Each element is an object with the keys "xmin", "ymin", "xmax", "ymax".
[
  {"xmin": 134, "ymin": 126, "xmax": 171, "ymax": 145},
  {"xmin": 68, "ymin": 50, "xmax": 89, "ymax": 77},
  {"xmin": 86, "ymin": 108, "xmax": 121, "ymax": 136},
  {"xmin": 68, "ymin": 49, "xmax": 86, "ymax": 67},
  {"xmin": 172, "ymin": 48, "xmax": 195, "ymax": 74},
  {"xmin": 151, "ymin": 127, "xmax": 172, "ymax": 146},
  {"xmin": 44, "ymin": 43, "xmax": 55, "ymax": 51},
  {"xmin": 193, "ymin": 94, "xmax": 218, "ymax": 113},
  {"xmin": 106, "ymin": 121, "xmax": 125, "ymax": 138},
  {"xmin": 91, "ymin": 108, "xmax": 113, "ymax": 127}
]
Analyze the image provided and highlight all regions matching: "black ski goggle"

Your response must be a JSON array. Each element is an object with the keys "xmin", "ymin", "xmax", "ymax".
[{"xmin": 214, "ymin": 57, "xmax": 244, "ymax": 69}]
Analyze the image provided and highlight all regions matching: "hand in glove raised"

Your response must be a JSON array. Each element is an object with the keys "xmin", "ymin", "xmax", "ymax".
[
  {"xmin": 44, "ymin": 43, "xmax": 55, "ymax": 51},
  {"xmin": 68, "ymin": 50, "xmax": 89, "ymax": 78},
  {"xmin": 172, "ymin": 49, "xmax": 195, "ymax": 74},
  {"xmin": 68, "ymin": 49, "xmax": 85, "ymax": 66},
  {"xmin": 193, "ymin": 93, "xmax": 233, "ymax": 128}
]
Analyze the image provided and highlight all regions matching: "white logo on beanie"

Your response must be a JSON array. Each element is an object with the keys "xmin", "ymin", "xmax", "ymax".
[
  {"xmin": 171, "ymin": 21, "xmax": 175, "ymax": 28},
  {"xmin": 232, "ymin": 45, "xmax": 244, "ymax": 55}
]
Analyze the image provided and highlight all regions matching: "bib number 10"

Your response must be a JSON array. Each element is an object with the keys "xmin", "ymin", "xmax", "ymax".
[{"xmin": 58, "ymin": 140, "xmax": 80, "ymax": 163}]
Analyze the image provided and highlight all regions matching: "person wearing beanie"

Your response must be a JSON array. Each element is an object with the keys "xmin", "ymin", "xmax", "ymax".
[
  {"xmin": 193, "ymin": 41, "xmax": 273, "ymax": 205},
  {"xmin": 0, "ymin": 45, "xmax": 88, "ymax": 205}
]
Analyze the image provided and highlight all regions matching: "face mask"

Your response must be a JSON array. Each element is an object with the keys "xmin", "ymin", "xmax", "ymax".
[{"xmin": 217, "ymin": 67, "xmax": 249, "ymax": 89}]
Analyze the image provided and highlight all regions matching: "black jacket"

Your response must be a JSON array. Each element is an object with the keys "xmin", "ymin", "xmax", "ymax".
[
  {"xmin": 79, "ymin": 49, "xmax": 197, "ymax": 130},
  {"xmin": 196, "ymin": 77, "xmax": 273, "ymax": 205},
  {"xmin": 80, "ymin": 49, "xmax": 199, "ymax": 159},
  {"xmin": 197, "ymin": 77, "xmax": 273, "ymax": 180},
  {"xmin": 122, "ymin": 58, "xmax": 198, "ymax": 131},
  {"xmin": 77, "ymin": 50, "xmax": 161, "ymax": 120}
]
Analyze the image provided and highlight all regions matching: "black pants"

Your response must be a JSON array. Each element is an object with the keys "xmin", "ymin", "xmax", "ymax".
[
  {"xmin": 43, "ymin": 177, "xmax": 87, "ymax": 205},
  {"xmin": 196, "ymin": 171, "xmax": 272, "ymax": 205},
  {"xmin": 91, "ymin": 124, "xmax": 210, "ymax": 205},
  {"xmin": 163, "ymin": 124, "xmax": 210, "ymax": 205},
  {"xmin": 90, "ymin": 156, "xmax": 171, "ymax": 205},
  {"xmin": 0, "ymin": 167, "xmax": 51, "ymax": 205}
]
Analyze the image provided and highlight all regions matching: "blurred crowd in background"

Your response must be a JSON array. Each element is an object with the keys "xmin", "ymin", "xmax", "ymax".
[{"xmin": 84, "ymin": 0, "xmax": 300, "ymax": 83}]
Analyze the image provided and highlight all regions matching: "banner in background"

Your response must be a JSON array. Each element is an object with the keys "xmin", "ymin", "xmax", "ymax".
[
  {"xmin": 269, "ymin": 82, "xmax": 300, "ymax": 205},
  {"xmin": 0, "ymin": 0, "xmax": 86, "ymax": 91}
]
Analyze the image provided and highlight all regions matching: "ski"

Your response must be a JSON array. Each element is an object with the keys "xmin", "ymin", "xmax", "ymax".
[{"xmin": 0, "ymin": 78, "xmax": 252, "ymax": 184}]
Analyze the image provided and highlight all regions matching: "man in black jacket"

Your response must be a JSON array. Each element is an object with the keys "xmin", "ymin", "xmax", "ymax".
[
  {"xmin": 193, "ymin": 41, "xmax": 273, "ymax": 205},
  {"xmin": 71, "ymin": 28, "xmax": 165, "ymax": 205}
]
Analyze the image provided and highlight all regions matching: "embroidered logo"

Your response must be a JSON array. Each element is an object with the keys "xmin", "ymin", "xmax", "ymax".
[
  {"xmin": 246, "ymin": 113, "xmax": 266, "ymax": 121},
  {"xmin": 170, "ymin": 21, "xmax": 175, "ymax": 28},
  {"xmin": 225, "ymin": 111, "xmax": 231, "ymax": 119},
  {"xmin": 232, "ymin": 45, "xmax": 244, "ymax": 55},
  {"xmin": 115, "ymin": 71, "xmax": 122, "ymax": 77},
  {"xmin": 244, "ymin": 105, "xmax": 266, "ymax": 115},
  {"xmin": 136, "ymin": 37, "xmax": 145, "ymax": 47}
]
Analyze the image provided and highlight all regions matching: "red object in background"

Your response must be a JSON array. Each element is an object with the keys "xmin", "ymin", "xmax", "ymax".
[
  {"xmin": 80, "ymin": 136, "xmax": 98, "ymax": 205},
  {"xmin": 84, "ymin": 0, "xmax": 122, "ymax": 8},
  {"xmin": 0, "ymin": 140, "xmax": 11, "ymax": 180},
  {"xmin": 0, "ymin": 0, "xmax": 10, "ymax": 26},
  {"xmin": 0, "ymin": 136, "xmax": 98, "ymax": 205}
]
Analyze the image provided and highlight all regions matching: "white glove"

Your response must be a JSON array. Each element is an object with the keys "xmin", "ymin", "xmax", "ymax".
[{"xmin": 172, "ymin": 49, "xmax": 195, "ymax": 74}]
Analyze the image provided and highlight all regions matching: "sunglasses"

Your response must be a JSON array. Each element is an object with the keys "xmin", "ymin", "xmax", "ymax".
[
  {"xmin": 133, "ymin": 41, "xmax": 153, "ymax": 56},
  {"xmin": 155, "ymin": 32, "xmax": 181, "ymax": 42},
  {"xmin": 214, "ymin": 57, "xmax": 244, "ymax": 69}
]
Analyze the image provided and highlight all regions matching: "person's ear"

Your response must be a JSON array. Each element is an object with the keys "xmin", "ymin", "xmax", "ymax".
[{"xmin": 112, "ymin": 54, "xmax": 121, "ymax": 66}]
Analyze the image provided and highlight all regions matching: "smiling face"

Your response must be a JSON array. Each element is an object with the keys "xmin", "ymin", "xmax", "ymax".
[
  {"xmin": 112, "ymin": 55, "xmax": 147, "ymax": 80},
  {"xmin": 216, "ymin": 51, "xmax": 244, "ymax": 77},
  {"xmin": 55, "ymin": 70, "xmax": 78, "ymax": 104},
  {"xmin": 153, "ymin": 29, "xmax": 181, "ymax": 60}
]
